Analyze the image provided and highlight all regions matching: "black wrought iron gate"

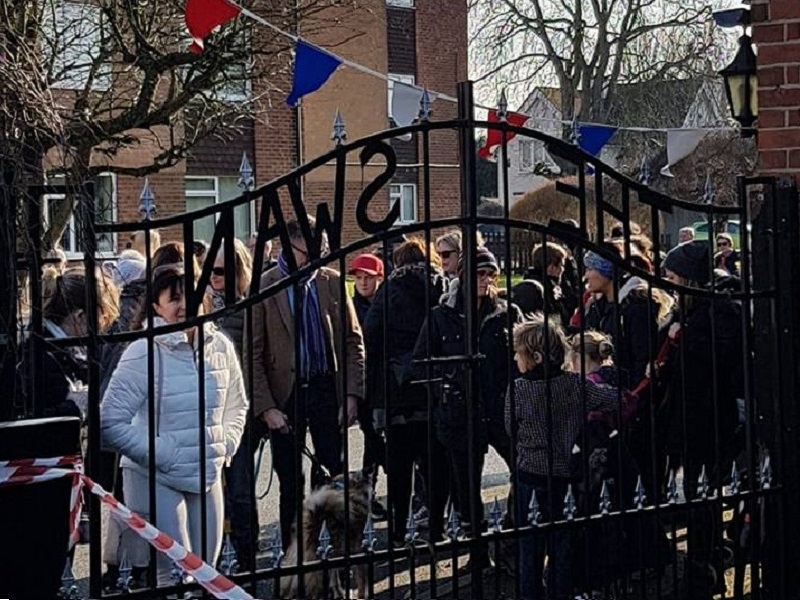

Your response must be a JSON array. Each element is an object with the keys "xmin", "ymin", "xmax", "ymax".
[{"xmin": 6, "ymin": 81, "xmax": 800, "ymax": 600}]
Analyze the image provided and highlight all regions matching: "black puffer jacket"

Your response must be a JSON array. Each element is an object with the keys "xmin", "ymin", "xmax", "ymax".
[
  {"xmin": 583, "ymin": 276, "xmax": 661, "ymax": 390},
  {"xmin": 413, "ymin": 281, "xmax": 523, "ymax": 451},
  {"xmin": 100, "ymin": 279, "xmax": 146, "ymax": 398},
  {"xmin": 363, "ymin": 263, "xmax": 446, "ymax": 416},
  {"xmin": 522, "ymin": 266, "xmax": 571, "ymax": 326},
  {"xmin": 658, "ymin": 288, "xmax": 744, "ymax": 467}
]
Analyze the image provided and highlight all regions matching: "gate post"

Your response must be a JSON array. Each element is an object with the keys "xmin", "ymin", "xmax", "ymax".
[
  {"xmin": 457, "ymin": 80, "xmax": 483, "ymax": 598},
  {"xmin": 772, "ymin": 178, "xmax": 800, "ymax": 598}
]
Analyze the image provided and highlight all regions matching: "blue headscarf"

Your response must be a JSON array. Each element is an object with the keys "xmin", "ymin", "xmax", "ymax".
[{"xmin": 583, "ymin": 250, "xmax": 614, "ymax": 279}]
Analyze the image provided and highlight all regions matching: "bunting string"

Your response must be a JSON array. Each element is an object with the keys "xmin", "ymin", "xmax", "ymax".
[{"xmin": 184, "ymin": 0, "xmax": 740, "ymax": 139}]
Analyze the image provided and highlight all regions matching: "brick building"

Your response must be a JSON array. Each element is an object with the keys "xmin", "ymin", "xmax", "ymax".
[
  {"xmin": 751, "ymin": 0, "xmax": 800, "ymax": 180},
  {"xmin": 53, "ymin": 0, "xmax": 467, "ymax": 259}
]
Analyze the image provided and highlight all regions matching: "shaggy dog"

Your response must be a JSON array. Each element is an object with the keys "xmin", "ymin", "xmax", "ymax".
[{"xmin": 280, "ymin": 469, "xmax": 373, "ymax": 599}]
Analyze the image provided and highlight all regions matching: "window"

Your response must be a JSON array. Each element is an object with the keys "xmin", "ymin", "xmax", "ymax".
[
  {"xmin": 44, "ymin": 173, "xmax": 117, "ymax": 258},
  {"xmin": 518, "ymin": 139, "xmax": 551, "ymax": 173},
  {"xmin": 389, "ymin": 183, "xmax": 417, "ymax": 224},
  {"xmin": 387, "ymin": 0, "xmax": 414, "ymax": 6},
  {"xmin": 388, "ymin": 73, "xmax": 416, "ymax": 124},
  {"xmin": 185, "ymin": 177, "xmax": 253, "ymax": 243},
  {"xmin": 42, "ymin": 1, "xmax": 109, "ymax": 91}
]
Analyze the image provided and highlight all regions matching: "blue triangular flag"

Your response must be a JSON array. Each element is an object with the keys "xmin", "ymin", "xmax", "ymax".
[
  {"xmin": 286, "ymin": 41, "xmax": 342, "ymax": 107},
  {"xmin": 578, "ymin": 124, "xmax": 618, "ymax": 157}
]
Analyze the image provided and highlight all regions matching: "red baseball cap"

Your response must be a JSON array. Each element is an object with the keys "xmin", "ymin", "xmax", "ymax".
[{"xmin": 348, "ymin": 254, "xmax": 384, "ymax": 277}]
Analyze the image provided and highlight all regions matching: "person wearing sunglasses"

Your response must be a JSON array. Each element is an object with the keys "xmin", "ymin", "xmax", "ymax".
[
  {"xmin": 436, "ymin": 230, "xmax": 462, "ymax": 278},
  {"xmin": 714, "ymin": 232, "xmax": 740, "ymax": 277},
  {"xmin": 413, "ymin": 247, "xmax": 521, "ymax": 564},
  {"xmin": 250, "ymin": 217, "xmax": 366, "ymax": 547}
]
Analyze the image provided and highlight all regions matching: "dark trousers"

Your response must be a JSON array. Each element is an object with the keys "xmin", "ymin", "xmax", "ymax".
[
  {"xmin": 357, "ymin": 401, "xmax": 385, "ymax": 474},
  {"xmin": 385, "ymin": 420, "xmax": 450, "ymax": 543},
  {"xmin": 271, "ymin": 374, "xmax": 343, "ymax": 548},
  {"xmin": 224, "ymin": 416, "xmax": 268, "ymax": 569},
  {"xmin": 515, "ymin": 475, "xmax": 573, "ymax": 600}
]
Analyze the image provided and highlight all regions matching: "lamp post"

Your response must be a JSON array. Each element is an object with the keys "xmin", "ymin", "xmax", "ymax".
[{"xmin": 715, "ymin": 8, "xmax": 758, "ymax": 137}]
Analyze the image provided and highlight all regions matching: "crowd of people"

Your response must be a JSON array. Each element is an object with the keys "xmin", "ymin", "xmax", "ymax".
[{"xmin": 22, "ymin": 219, "xmax": 748, "ymax": 599}]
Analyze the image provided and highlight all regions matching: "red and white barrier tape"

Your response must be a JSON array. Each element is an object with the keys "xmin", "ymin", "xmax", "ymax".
[{"xmin": 0, "ymin": 456, "xmax": 255, "ymax": 600}]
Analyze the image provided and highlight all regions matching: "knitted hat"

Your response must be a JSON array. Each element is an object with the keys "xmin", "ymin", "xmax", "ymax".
[
  {"xmin": 583, "ymin": 250, "xmax": 614, "ymax": 280},
  {"xmin": 511, "ymin": 280, "xmax": 545, "ymax": 315},
  {"xmin": 103, "ymin": 252, "xmax": 146, "ymax": 288},
  {"xmin": 348, "ymin": 253, "xmax": 384, "ymax": 277},
  {"xmin": 458, "ymin": 247, "xmax": 499, "ymax": 273},
  {"xmin": 663, "ymin": 240, "xmax": 711, "ymax": 284}
]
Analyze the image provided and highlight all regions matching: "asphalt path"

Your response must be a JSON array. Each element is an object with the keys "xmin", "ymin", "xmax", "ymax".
[{"xmin": 72, "ymin": 426, "xmax": 512, "ymax": 597}]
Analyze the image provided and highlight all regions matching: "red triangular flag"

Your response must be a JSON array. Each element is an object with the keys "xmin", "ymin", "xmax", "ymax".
[
  {"xmin": 478, "ymin": 109, "xmax": 529, "ymax": 160},
  {"xmin": 185, "ymin": 0, "xmax": 242, "ymax": 54}
]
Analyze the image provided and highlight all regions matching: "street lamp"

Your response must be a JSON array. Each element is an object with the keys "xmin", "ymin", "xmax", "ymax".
[{"xmin": 719, "ymin": 33, "xmax": 758, "ymax": 135}]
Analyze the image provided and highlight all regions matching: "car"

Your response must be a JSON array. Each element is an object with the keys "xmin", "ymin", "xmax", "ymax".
[{"xmin": 691, "ymin": 219, "xmax": 741, "ymax": 249}]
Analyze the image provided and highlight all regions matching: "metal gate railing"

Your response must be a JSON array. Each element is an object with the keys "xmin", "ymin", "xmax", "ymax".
[{"xmin": 7, "ymin": 81, "xmax": 800, "ymax": 600}]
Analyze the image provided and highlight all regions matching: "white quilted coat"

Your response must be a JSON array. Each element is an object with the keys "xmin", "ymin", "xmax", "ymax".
[{"xmin": 101, "ymin": 318, "xmax": 248, "ymax": 493}]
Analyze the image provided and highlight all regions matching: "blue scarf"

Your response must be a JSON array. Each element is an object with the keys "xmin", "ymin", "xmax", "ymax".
[{"xmin": 278, "ymin": 251, "xmax": 329, "ymax": 378}]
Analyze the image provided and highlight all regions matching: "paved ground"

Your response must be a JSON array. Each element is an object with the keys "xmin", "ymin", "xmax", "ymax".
[{"xmin": 71, "ymin": 426, "xmax": 513, "ymax": 598}]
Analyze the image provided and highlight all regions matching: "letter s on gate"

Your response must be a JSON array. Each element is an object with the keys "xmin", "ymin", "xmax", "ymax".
[{"xmin": 356, "ymin": 140, "xmax": 399, "ymax": 234}]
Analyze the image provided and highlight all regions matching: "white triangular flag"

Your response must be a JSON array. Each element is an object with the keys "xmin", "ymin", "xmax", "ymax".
[
  {"xmin": 391, "ymin": 81, "xmax": 425, "ymax": 127},
  {"xmin": 660, "ymin": 129, "xmax": 708, "ymax": 177}
]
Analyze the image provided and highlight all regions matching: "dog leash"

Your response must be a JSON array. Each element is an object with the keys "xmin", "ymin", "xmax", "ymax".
[{"xmin": 254, "ymin": 429, "xmax": 333, "ymax": 500}]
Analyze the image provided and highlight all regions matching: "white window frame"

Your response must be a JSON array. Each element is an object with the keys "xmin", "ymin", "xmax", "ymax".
[
  {"xmin": 389, "ymin": 183, "xmax": 418, "ymax": 224},
  {"xmin": 44, "ymin": 1, "xmax": 110, "ymax": 91},
  {"xmin": 43, "ymin": 172, "xmax": 118, "ymax": 260},
  {"xmin": 185, "ymin": 176, "xmax": 256, "ymax": 239},
  {"xmin": 518, "ymin": 139, "xmax": 553, "ymax": 173},
  {"xmin": 387, "ymin": 0, "xmax": 414, "ymax": 7},
  {"xmin": 388, "ymin": 73, "xmax": 416, "ymax": 124}
]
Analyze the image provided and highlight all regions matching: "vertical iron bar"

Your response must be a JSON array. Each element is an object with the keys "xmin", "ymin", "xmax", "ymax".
[{"xmin": 457, "ymin": 80, "xmax": 481, "ymax": 600}]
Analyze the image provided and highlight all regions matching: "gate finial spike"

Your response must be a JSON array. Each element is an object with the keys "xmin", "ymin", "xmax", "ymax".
[
  {"xmin": 171, "ymin": 563, "xmax": 185, "ymax": 585},
  {"xmin": 362, "ymin": 514, "xmax": 377, "ymax": 552},
  {"xmin": 497, "ymin": 90, "xmax": 508, "ymax": 122},
  {"xmin": 760, "ymin": 452, "xmax": 773, "ymax": 490},
  {"xmin": 728, "ymin": 461, "xmax": 741, "ymax": 495},
  {"xmin": 697, "ymin": 465, "xmax": 710, "ymax": 499},
  {"xmin": 599, "ymin": 480, "xmax": 611, "ymax": 515},
  {"xmin": 569, "ymin": 116, "xmax": 582, "ymax": 146},
  {"xmin": 489, "ymin": 495, "xmax": 504, "ymax": 532},
  {"xmin": 332, "ymin": 109, "xmax": 347, "ymax": 146},
  {"xmin": 317, "ymin": 520, "xmax": 333, "ymax": 559},
  {"xmin": 634, "ymin": 475, "xmax": 647, "ymax": 510},
  {"xmin": 419, "ymin": 88, "xmax": 433, "ymax": 122},
  {"xmin": 405, "ymin": 509, "xmax": 420, "ymax": 545},
  {"xmin": 446, "ymin": 504, "xmax": 461, "ymax": 541},
  {"xmin": 59, "ymin": 559, "xmax": 79, "ymax": 599},
  {"xmin": 267, "ymin": 528, "xmax": 284, "ymax": 568},
  {"xmin": 220, "ymin": 533, "xmax": 239, "ymax": 576},
  {"xmin": 117, "ymin": 551, "xmax": 133, "ymax": 592},
  {"xmin": 528, "ymin": 488, "xmax": 541, "ymax": 525},
  {"xmin": 702, "ymin": 172, "xmax": 716, "ymax": 205},
  {"xmin": 638, "ymin": 156, "xmax": 651, "ymax": 186},
  {"xmin": 667, "ymin": 469, "xmax": 679, "ymax": 504},
  {"xmin": 238, "ymin": 152, "xmax": 254, "ymax": 191},
  {"xmin": 563, "ymin": 484, "xmax": 577, "ymax": 520},
  {"xmin": 138, "ymin": 178, "xmax": 156, "ymax": 220}
]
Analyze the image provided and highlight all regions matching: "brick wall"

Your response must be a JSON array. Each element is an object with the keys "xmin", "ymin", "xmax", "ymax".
[
  {"xmin": 752, "ymin": 0, "xmax": 800, "ymax": 179},
  {"xmin": 416, "ymin": 0, "xmax": 468, "ymax": 220}
]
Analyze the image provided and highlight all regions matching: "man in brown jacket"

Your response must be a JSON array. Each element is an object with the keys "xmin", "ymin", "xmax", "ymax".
[{"xmin": 251, "ymin": 217, "xmax": 366, "ymax": 546}]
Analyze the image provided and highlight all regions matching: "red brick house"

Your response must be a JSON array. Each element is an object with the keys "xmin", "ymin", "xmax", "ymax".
[{"xmin": 51, "ymin": 0, "xmax": 467, "ymax": 259}]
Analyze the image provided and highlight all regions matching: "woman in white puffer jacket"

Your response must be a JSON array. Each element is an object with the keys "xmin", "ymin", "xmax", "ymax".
[{"xmin": 101, "ymin": 263, "xmax": 248, "ymax": 585}]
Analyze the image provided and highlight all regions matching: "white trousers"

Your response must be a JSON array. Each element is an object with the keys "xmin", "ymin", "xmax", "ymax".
[{"xmin": 122, "ymin": 468, "xmax": 224, "ymax": 586}]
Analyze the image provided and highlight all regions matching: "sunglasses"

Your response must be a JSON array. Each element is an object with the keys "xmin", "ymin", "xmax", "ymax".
[
  {"xmin": 477, "ymin": 269, "xmax": 497, "ymax": 279},
  {"xmin": 439, "ymin": 250, "xmax": 457, "ymax": 259},
  {"xmin": 717, "ymin": 240, "xmax": 730, "ymax": 247},
  {"xmin": 211, "ymin": 267, "xmax": 225, "ymax": 277}
]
